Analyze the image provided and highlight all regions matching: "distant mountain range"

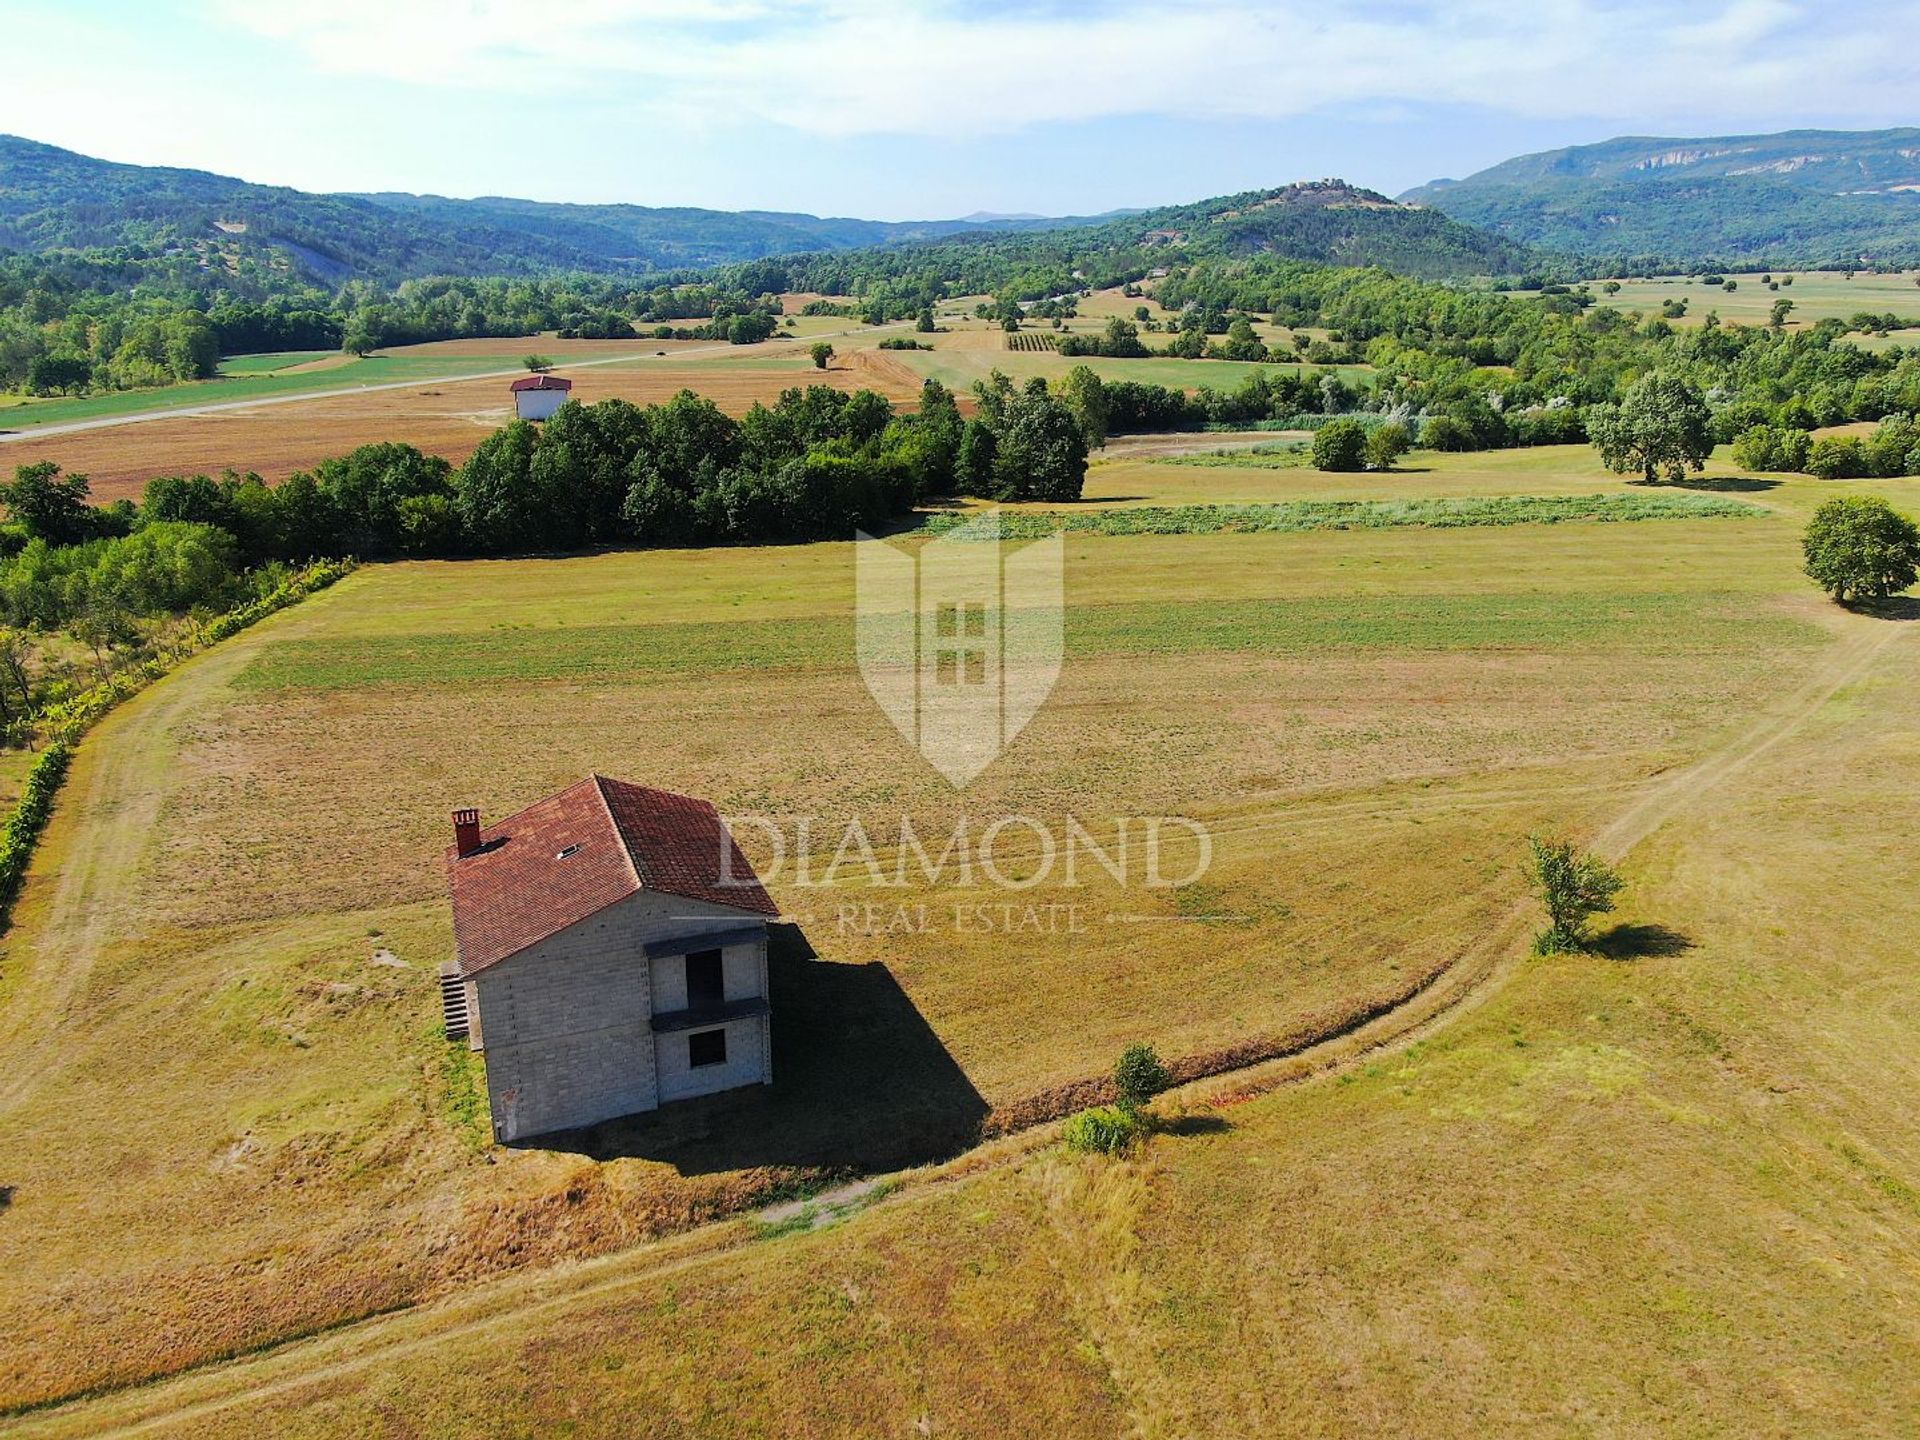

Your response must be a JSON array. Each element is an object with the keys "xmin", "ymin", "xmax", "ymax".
[
  {"xmin": 0, "ymin": 136, "xmax": 1532, "ymax": 289},
  {"xmin": 14, "ymin": 127, "xmax": 1920, "ymax": 293},
  {"xmin": 1402, "ymin": 128, "xmax": 1920, "ymax": 266},
  {"xmin": 0, "ymin": 135, "xmax": 1126, "ymax": 282}
]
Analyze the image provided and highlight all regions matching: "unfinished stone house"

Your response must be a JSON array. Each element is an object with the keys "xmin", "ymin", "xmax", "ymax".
[{"xmin": 442, "ymin": 775, "xmax": 779, "ymax": 1143}]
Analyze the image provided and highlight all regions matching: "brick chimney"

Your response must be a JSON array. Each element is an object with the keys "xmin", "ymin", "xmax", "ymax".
[{"xmin": 453, "ymin": 807, "xmax": 482, "ymax": 857}]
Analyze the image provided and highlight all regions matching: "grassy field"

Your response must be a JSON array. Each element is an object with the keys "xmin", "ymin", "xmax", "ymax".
[
  {"xmin": 214, "ymin": 350, "xmax": 339, "ymax": 375},
  {"xmin": 2, "ymin": 441, "xmax": 1917, "ymax": 1430},
  {"xmin": 919, "ymin": 491, "xmax": 1765, "ymax": 538},
  {"xmin": 1581, "ymin": 269, "xmax": 1920, "ymax": 329},
  {"xmin": 894, "ymin": 344, "xmax": 1368, "ymax": 393},
  {"xmin": 69, "ymin": 604, "xmax": 1914, "ymax": 1440}
]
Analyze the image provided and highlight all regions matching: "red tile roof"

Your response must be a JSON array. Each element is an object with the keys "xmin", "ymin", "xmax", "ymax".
[
  {"xmin": 509, "ymin": 374, "xmax": 573, "ymax": 392},
  {"xmin": 446, "ymin": 775, "xmax": 776, "ymax": 977}
]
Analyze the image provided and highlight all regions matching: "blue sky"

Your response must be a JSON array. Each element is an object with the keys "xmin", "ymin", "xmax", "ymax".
[{"xmin": 3, "ymin": 1, "xmax": 1917, "ymax": 219}]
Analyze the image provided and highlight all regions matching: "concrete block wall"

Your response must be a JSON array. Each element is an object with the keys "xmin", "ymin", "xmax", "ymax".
[
  {"xmin": 473, "ymin": 893, "xmax": 772, "ymax": 1142},
  {"xmin": 656, "ymin": 1015, "xmax": 772, "ymax": 1103},
  {"xmin": 647, "ymin": 933, "xmax": 768, "ymax": 1011}
]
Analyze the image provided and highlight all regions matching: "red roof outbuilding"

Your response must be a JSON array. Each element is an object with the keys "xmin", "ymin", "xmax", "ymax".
[
  {"xmin": 446, "ymin": 775, "xmax": 776, "ymax": 977},
  {"xmin": 509, "ymin": 374, "xmax": 574, "ymax": 393}
]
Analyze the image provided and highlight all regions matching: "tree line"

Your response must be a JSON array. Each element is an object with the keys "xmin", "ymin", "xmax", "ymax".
[{"xmin": 2, "ymin": 379, "xmax": 1093, "ymax": 569}]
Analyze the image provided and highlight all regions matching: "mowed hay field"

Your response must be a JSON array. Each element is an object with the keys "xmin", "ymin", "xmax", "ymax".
[
  {"xmin": 1583, "ymin": 268, "xmax": 1920, "ymax": 329},
  {"xmin": 0, "ymin": 336, "xmax": 923, "ymax": 505},
  {"xmin": 67, "ymin": 597, "xmax": 1919, "ymax": 1440},
  {"xmin": 0, "ymin": 442, "xmax": 1907, "ymax": 1416}
]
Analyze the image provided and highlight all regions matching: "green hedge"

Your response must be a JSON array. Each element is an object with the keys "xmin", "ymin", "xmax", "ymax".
[{"xmin": 0, "ymin": 559, "xmax": 352, "ymax": 923}]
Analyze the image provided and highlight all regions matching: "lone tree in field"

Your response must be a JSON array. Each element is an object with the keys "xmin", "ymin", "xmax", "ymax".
[
  {"xmin": 1524, "ymin": 836, "xmax": 1624, "ymax": 955},
  {"xmin": 808, "ymin": 342, "xmax": 834, "ymax": 370},
  {"xmin": 522, "ymin": 354, "xmax": 553, "ymax": 372},
  {"xmin": 1802, "ymin": 495, "xmax": 1920, "ymax": 605},
  {"xmin": 1311, "ymin": 418, "xmax": 1369, "ymax": 472},
  {"xmin": 1114, "ymin": 1043, "xmax": 1171, "ymax": 1117},
  {"xmin": 1587, "ymin": 372, "xmax": 1712, "ymax": 483},
  {"xmin": 340, "ymin": 312, "xmax": 378, "ymax": 357}
]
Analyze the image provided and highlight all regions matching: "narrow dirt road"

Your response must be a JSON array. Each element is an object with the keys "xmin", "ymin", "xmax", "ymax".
[
  {"xmin": 9, "ymin": 608, "xmax": 1907, "ymax": 1438},
  {"xmin": 0, "ymin": 587, "xmax": 353, "ymax": 1113}
]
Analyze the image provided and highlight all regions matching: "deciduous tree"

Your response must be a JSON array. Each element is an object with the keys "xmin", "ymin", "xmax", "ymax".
[
  {"xmin": 1802, "ymin": 495, "xmax": 1920, "ymax": 605},
  {"xmin": 1587, "ymin": 372, "xmax": 1712, "ymax": 483}
]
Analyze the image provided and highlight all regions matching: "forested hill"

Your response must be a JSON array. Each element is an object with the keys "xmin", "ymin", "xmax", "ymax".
[
  {"xmin": 1402, "ymin": 128, "xmax": 1920, "ymax": 267},
  {"xmin": 1120, "ymin": 179, "xmax": 1537, "ymax": 279},
  {"xmin": 765, "ymin": 180, "xmax": 1542, "ymax": 302},
  {"xmin": 0, "ymin": 136, "xmax": 1536, "ymax": 294},
  {"xmin": 0, "ymin": 134, "xmax": 1121, "ymax": 283}
]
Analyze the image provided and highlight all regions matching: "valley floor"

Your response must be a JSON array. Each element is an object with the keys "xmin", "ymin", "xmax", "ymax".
[{"xmin": 1, "ymin": 445, "xmax": 1917, "ymax": 1435}]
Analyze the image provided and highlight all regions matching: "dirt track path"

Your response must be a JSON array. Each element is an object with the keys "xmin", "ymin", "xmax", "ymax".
[
  {"xmin": 0, "ymin": 589, "xmax": 352, "ymax": 1114},
  {"xmin": 9, "ymin": 607, "xmax": 1907, "ymax": 1437}
]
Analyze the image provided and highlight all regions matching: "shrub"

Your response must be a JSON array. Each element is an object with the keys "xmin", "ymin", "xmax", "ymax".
[
  {"xmin": 1730, "ymin": 424, "xmax": 1777, "ymax": 471},
  {"xmin": 1311, "ymin": 418, "xmax": 1369, "ymax": 472},
  {"xmin": 1731, "ymin": 423, "xmax": 1812, "ymax": 473},
  {"xmin": 1802, "ymin": 494, "xmax": 1920, "ymax": 605},
  {"xmin": 1806, "ymin": 436, "xmax": 1867, "ymax": 480},
  {"xmin": 1114, "ymin": 1043, "xmax": 1172, "ymax": 1114},
  {"xmin": 1524, "ymin": 835, "xmax": 1624, "ymax": 954},
  {"xmin": 1063, "ymin": 1106, "xmax": 1141, "ymax": 1155},
  {"xmin": 1366, "ymin": 422, "xmax": 1414, "ymax": 470},
  {"xmin": 1417, "ymin": 414, "xmax": 1473, "ymax": 452}
]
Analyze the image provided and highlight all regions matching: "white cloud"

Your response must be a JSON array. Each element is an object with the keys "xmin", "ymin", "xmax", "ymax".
[{"xmin": 216, "ymin": 0, "xmax": 1919, "ymax": 138}]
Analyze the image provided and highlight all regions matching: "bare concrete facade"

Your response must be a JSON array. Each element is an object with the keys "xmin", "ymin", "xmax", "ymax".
[{"xmin": 468, "ymin": 892, "xmax": 771, "ymax": 1142}]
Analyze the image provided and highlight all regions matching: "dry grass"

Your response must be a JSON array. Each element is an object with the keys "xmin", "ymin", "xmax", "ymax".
[
  {"xmin": 0, "ymin": 448, "xmax": 1901, "ymax": 1416},
  {"xmin": 2, "ymin": 345, "xmax": 925, "ymax": 505},
  {"xmin": 37, "ymin": 579, "xmax": 1918, "ymax": 1440}
]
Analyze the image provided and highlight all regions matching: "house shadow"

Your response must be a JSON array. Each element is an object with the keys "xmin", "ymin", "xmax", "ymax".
[
  {"xmin": 1591, "ymin": 922, "xmax": 1695, "ymax": 960},
  {"xmin": 543, "ymin": 923, "xmax": 988, "ymax": 1176}
]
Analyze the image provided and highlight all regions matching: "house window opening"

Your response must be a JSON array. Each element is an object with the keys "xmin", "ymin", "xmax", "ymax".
[
  {"xmin": 685, "ymin": 948, "xmax": 724, "ymax": 1010},
  {"xmin": 689, "ymin": 1028, "xmax": 727, "ymax": 1068}
]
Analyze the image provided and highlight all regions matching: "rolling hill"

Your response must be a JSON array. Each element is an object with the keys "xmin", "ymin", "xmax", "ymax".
[
  {"xmin": 0, "ymin": 134, "xmax": 1120, "ymax": 283},
  {"xmin": 0, "ymin": 136, "xmax": 1536, "ymax": 293},
  {"xmin": 1402, "ymin": 128, "xmax": 1920, "ymax": 267}
]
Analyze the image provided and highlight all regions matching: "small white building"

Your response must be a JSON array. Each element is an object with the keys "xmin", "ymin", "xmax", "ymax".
[
  {"xmin": 442, "ymin": 775, "xmax": 779, "ymax": 1143},
  {"xmin": 510, "ymin": 373, "xmax": 573, "ymax": 420}
]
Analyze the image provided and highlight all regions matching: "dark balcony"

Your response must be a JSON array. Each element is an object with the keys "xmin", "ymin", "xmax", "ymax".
[{"xmin": 650, "ymin": 995, "xmax": 770, "ymax": 1033}]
